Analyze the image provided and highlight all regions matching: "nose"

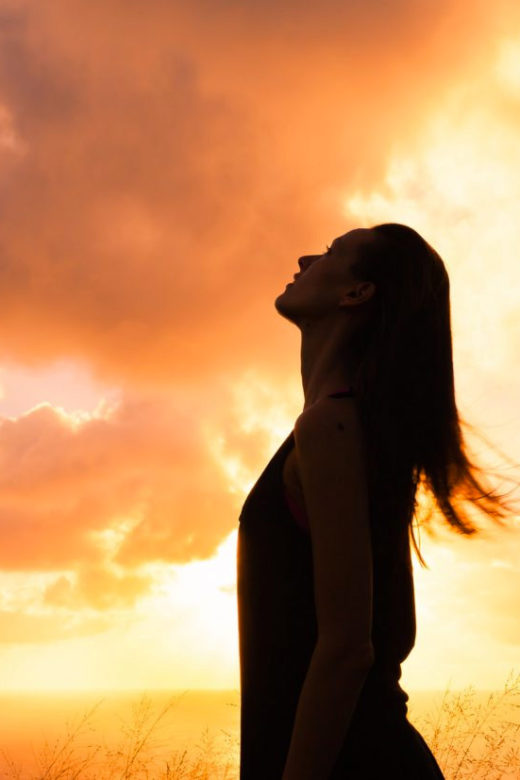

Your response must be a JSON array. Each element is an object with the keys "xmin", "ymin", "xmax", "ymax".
[{"xmin": 298, "ymin": 254, "xmax": 317, "ymax": 271}]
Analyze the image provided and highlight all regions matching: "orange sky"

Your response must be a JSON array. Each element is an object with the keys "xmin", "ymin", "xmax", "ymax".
[{"xmin": 0, "ymin": 0, "xmax": 519, "ymax": 692}]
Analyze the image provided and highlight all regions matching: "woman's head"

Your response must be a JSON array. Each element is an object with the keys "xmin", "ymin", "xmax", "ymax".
[
  {"xmin": 275, "ymin": 228, "xmax": 377, "ymax": 333},
  {"xmin": 275, "ymin": 224, "xmax": 449, "ymax": 358}
]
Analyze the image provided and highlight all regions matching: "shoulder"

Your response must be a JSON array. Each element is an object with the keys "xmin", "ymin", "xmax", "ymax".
[
  {"xmin": 294, "ymin": 396, "xmax": 365, "ymax": 456},
  {"xmin": 293, "ymin": 396, "xmax": 368, "ymax": 492}
]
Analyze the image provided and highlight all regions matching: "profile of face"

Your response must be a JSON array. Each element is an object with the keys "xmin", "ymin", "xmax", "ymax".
[{"xmin": 274, "ymin": 228, "xmax": 376, "ymax": 325}]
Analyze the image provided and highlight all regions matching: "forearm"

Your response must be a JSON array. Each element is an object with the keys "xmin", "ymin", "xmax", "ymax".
[{"xmin": 281, "ymin": 641, "xmax": 374, "ymax": 780}]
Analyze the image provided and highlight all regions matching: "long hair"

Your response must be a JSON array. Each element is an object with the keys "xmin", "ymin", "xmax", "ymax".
[{"xmin": 347, "ymin": 223, "xmax": 519, "ymax": 568}]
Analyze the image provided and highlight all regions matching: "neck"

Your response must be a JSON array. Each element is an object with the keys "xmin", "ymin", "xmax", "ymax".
[{"xmin": 300, "ymin": 317, "xmax": 357, "ymax": 411}]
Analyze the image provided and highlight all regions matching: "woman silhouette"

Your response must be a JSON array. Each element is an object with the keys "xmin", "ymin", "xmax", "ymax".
[{"xmin": 236, "ymin": 224, "xmax": 516, "ymax": 779}]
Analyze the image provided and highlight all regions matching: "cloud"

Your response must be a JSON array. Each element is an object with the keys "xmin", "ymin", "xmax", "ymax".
[
  {"xmin": 0, "ymin": 391, "xmax": 239, "ymax": 572},
  {"xmin": 43, "ymin": 565, "xmax": 153, "ymax": 611},
  {"xmin": 0, "ymin": 0, "xmax": 517, "ymax": 387},
  {"xmin": 0, "ymin": 608, "xmax": 111, "ymax": 643}
]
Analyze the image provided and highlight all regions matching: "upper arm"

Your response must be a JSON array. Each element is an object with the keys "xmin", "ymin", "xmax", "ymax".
[{"xmin": 294, "ymin": 399, "xmax": 374, "ymax": 659}]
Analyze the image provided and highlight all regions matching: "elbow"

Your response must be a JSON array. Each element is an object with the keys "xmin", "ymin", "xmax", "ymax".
[{"xmin": 316, "ymin": 636, "xmax": 376, "ymax": 669}]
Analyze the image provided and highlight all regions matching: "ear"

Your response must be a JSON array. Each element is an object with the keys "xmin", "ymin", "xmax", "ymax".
[{"xmin": 338, "ymin": 281, "xmax": 375, "ymax": 307}]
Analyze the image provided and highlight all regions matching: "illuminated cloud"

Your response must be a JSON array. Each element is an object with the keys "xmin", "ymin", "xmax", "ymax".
[
  {"xmin": 0, "ymin": 0, "xmax": 518, "ymax": 385},
  {"xmin": 0, "ymin": 609, "xmax": 111, "ymax": 644},
  {"xmin": 43, "ymin": 565, "xmax": 153, "ymax": 611},
  {"xmin": 0, "ymin": 393, "xmax": 238, "ymax": 572}
]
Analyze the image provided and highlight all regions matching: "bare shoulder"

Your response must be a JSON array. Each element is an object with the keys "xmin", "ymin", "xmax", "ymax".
[{"xmin": 294, "ymin": 396, "xmax": 365, "ymax": 455}]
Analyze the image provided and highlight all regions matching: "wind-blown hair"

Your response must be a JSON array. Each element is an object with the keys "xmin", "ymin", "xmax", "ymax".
[{"xmin": 347, "ymin": 223, "xmax": 519, "ymax": 568}]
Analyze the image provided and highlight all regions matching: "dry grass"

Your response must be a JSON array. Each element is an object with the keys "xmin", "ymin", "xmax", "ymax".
[
  {"xmin": 412, "ymin": 668, "xmax": 520, "ymax": 779},
  {"xmin": 1, "ymin": 670, "xmax": 519, "ymax": 779},
  {"xmin": 0, "ymin": 691, "xmax": 240, "ymax": 780}
]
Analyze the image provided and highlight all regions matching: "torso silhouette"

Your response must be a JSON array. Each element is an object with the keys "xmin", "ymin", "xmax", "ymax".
[{"xmin": 236, "ymin": 388, "xmax": 417, "ymax": 778}]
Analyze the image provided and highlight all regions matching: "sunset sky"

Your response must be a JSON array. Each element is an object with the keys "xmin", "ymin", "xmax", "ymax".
[{"xmin": 0, "ymin": 0, "xmax": 520, "ymax": 694}]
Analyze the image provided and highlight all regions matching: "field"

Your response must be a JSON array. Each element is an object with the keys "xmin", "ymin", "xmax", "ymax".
[{"xmin": 1, "ymin": 671, "xmax": 519, "ymax": 779}]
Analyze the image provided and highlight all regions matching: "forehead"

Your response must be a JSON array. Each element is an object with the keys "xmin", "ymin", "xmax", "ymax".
[{"xmin": 334, "ymin": 228, "xmax": 373, "ymax": 256}]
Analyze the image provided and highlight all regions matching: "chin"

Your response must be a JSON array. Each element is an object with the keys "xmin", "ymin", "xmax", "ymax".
[
  {"xmin": 274, "ymin": 290, "xmax": 287, "ymax": 310},
  {"xmin": 274, "ymin": 291, "xmax": 297, "ymax": 320}
]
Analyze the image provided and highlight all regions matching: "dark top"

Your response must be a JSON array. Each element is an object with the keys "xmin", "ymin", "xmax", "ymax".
[{"xmin": 236, "ymin": 389, "xmax": 420, "ymax": 779}]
